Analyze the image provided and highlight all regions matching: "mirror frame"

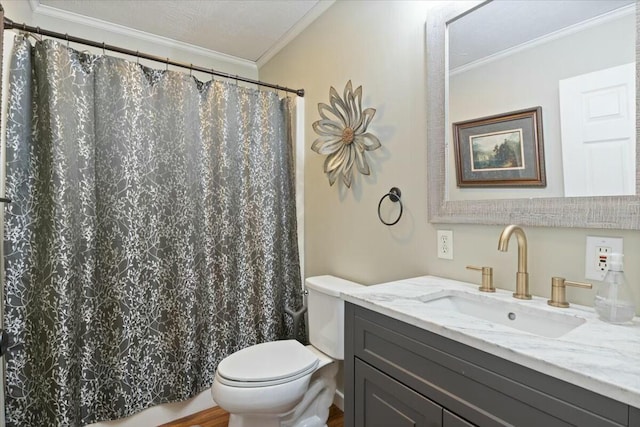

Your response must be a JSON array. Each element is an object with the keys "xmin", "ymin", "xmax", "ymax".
[{"xmin": 427, "ymin": 1, "xmax": 640, "ymax": 229}]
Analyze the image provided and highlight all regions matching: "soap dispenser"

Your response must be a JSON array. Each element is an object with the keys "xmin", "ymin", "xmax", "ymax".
[{"xmin": 594, "ymin": 253, "xmax": 636, "ymax": 324}]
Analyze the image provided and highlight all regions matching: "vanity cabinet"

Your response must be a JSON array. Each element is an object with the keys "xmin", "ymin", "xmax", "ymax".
[
  {"xmin": 344, "ymin": 303, "xmax": 637, "ymax": 427},
  {"xmin": 355, "ymin": 356, "xmax": 474, "ymax": 427},
  {"xmin": 355, "ymin": 358, "xmax": 441, "ymax": 426}
]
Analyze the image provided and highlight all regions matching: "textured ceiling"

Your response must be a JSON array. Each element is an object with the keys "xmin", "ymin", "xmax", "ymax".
[
  {"xmin": 38, "ymin": 0, "xmax": 322, "ymax": 62},
  {"xmin": 38, "ymin": 1, "xmax": 631, "ymax": 69},
  {"xmin": 449, "ymin": 0, "xmax": 634, "ymax": 70}
]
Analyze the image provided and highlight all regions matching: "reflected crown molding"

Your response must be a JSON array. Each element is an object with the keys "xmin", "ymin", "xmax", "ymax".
[
  {"xmin": 426, "ymin": 1, "xmax": 640, "ymax": 230},
  {"xmin": 450, "ymin": 4, "xmax": 635, "ymax": 77}
]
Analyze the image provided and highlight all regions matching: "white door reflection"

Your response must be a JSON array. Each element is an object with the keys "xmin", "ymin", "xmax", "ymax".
[{"xmin": 559, "ymin": 63, "xmax": 636, "ymax": 197}]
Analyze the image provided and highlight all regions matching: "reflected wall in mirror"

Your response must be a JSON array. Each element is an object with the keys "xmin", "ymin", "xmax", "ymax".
[
  {"xmin": 448, "ymin": 0, "xmax": 635, "ymax": 201},
  {"xmin": 426, "ymin": 0, "xmax": 640, "ymax": 229}
]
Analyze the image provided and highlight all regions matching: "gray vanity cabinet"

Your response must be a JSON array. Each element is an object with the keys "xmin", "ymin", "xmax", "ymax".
[
  {"xmin": 344, "ymin": 303, "xmax": 637, "ymax": 427},
  {"xmin": 355, "ymin": 358, "xmax": 442, "ymax": 426},
  {"xmin": 443, "ymin": 411, "xmax": 475, "ymax": 427},
  {"xmin": 354, "ymin": 356, "xmax": 476, "ymax": 427}
]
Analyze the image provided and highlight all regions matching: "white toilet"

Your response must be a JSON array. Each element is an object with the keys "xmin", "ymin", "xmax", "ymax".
[{"xmin": 211, "ymin": 275, "xmax": 362, "ymax": 427}]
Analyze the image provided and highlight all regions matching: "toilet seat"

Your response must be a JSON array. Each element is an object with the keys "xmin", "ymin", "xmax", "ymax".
[{"xmin": 216, "ymin": 340, "xmax": 319, "ymax": 388}]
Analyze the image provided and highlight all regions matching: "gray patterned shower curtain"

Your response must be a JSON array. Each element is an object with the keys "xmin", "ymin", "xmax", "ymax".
[{"xmin": 3, "ymin": 36, "xmax": 302, "ymax": 426}]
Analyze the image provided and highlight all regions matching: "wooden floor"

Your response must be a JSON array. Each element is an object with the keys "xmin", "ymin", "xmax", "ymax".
[{"xmin": 159, "ymin": 404, "xmax": 344, "ymax": 427}]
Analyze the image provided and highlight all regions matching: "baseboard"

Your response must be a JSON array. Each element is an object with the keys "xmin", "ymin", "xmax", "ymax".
[
  {"xmin": 88, "ymin": 390, "xmax": 214, "ymax": 427},
  {"xmin": 333, "ymin": 389, "xmax": 344, "ymax": 411}
]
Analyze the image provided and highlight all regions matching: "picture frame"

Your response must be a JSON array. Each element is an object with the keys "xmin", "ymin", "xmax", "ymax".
[{"xmin": 452, "ymin": 107, "xmax": 546, "ymax": 187}]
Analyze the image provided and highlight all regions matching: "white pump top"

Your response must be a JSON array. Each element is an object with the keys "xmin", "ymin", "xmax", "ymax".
[{"xmin": 609, "ymin": 253, "xmax": 624, "ymax": 271}]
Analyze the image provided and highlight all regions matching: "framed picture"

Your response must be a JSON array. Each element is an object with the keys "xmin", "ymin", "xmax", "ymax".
[{"xmin": 452, "ymin": 107, "xmax": 546, "ymax": 187}]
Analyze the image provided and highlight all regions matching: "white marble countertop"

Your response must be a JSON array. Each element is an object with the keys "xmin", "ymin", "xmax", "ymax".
[{"xmin": 341, "ymin": 275, "xmax": 640, "ymax": 408}]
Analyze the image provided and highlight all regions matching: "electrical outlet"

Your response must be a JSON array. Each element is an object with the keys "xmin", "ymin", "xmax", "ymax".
[
  {"xmin": 596, "ymin": 246, "xmax": 611, "ymax": 273},
  {"xmin": 437, "ymin": 230, "xmax": 453, "ymax": 260},
  {"xmin": 585, "ymin": 236, "xmax": 623, "ymax": 280}
]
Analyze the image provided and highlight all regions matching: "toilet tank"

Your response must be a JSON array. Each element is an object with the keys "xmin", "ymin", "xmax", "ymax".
[{"xmin": 305, "ymin": 275, "xmax": 363, "ymax": 360}]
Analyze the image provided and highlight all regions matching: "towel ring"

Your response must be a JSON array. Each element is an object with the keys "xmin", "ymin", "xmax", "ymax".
[{"xmin": 378, "ymin": 187, "xmax": 403, "ymax": 226}]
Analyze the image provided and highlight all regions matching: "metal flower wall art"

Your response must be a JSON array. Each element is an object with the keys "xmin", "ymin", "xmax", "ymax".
[{"xmin": 312, "ymin": 81, "xmax": 381, "ymax": 187}]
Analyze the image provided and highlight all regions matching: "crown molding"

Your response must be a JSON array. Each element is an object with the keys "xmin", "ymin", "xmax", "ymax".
[
  {"xmin": 256, "ymin": 0, "xmax": 335, "ymax": 68},
  {"xmin": 450, "ymin": 4, "xmax": 635, "ymax": 76},
  {"xmin": 27, "ymin": 0, "xmax": 258, "ymax": 71}
]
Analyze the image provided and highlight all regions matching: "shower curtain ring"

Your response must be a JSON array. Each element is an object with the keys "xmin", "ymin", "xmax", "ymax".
[
  {"xmin": 102, "ymin": 42, "xmax": 105, "ymax": 55},
  {"xmin": 136, "ymin": 50, "xmax": 139, "ymax": 64},
  {"xmin": 189, "ymin": 64, "xmax": 193, "ymax": 76},
  {"xmin": 65, "ymin": 33, "xmax": 69, "ymax": 47},
  {"xmin": 166, "ymin": 58, "xmax": 169, "ymax": 71}
]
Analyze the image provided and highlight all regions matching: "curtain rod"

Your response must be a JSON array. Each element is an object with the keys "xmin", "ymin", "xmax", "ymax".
[{"xmin": 2, "ymin": 17, "xmax": 305, "ymax": 97}]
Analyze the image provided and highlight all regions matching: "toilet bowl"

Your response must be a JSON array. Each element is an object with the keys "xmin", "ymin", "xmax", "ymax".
[{"xmin": 211, "ymin": 275, "xmax": 363, "ymax": 427}]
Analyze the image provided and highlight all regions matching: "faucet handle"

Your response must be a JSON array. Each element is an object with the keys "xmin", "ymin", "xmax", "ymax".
[
  {"xmin": 547, "ymin": 277, "xmax": 592, "ymax": 308},
  {"xmin": 466, "ymin": 265, "xmax": 495, "ymax": 293}
]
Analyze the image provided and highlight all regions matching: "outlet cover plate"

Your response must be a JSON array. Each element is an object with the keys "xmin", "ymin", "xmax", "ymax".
[
  {"xmin": 585, "ymin": 236, "xmax": 623, "ymax": 280},
  {"xmin": 437, "ymin": 230, "xmax": 453, "ymax": 260}
]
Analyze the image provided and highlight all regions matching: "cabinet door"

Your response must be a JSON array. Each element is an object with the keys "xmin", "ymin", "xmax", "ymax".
[
  {"xmin": 443, "ymin": 410, "xmax": 476, "ymax": 427},
  {"xmin": 630, "ymin": 406, "xmax": 640, "ymax": 426},
  {"xmin": 355, "ymin": 358, "xmax": 442, "ymax": 427}
]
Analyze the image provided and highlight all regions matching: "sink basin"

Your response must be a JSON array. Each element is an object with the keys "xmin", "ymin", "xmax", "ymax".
[{"xmin": 421, "ymin": 291, "xmax": 585, "ymax": 338}]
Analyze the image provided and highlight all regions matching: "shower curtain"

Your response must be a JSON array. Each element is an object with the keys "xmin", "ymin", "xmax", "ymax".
[{"xmin": 3, "ymin": 36, "xmax": 302, "ymax": 426}]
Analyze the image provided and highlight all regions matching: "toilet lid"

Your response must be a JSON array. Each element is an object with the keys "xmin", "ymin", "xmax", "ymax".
[{"xmin": 217, "ymin": 340, "xmax": 319, "ymax": 385}]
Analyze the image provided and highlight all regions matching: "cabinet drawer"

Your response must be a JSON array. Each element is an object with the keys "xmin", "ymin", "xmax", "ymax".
[
  {"xmin": 349, "ymin": 303, "xmax": 628, "ymax": 427},
  {"xmin": 355, "ymin": 358, "xmax": 442, "ymax": 427}
]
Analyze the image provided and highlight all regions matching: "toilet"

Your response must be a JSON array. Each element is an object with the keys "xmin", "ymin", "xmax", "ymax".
[{"xmin": 211, "ymin": 275, "xmax": 363, "ymax": 427}]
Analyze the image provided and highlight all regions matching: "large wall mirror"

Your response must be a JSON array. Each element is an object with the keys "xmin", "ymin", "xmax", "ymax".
[{"xmin": 427, "ymin": 0, "xmax": 640, "ymax": 229}]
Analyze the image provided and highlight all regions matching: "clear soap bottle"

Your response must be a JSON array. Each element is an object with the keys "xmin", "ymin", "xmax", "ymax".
[{"xmin": 594, "ymin": 253, "xmax": 636, "ymax": 324}]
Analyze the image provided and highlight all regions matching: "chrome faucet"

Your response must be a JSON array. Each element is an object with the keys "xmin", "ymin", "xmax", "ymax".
[{"xmin": 498, "ymin": 225, "xmax": 531, "ymax": 300}]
